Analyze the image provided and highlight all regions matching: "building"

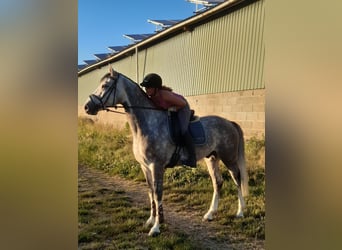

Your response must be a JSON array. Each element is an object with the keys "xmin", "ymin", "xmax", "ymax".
[{"xmin": 78, "ymin": 0, "xmax": 265, "ymax": 138}]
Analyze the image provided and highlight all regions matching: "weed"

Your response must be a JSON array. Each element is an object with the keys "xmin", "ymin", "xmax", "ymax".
[{"xmin": 246, "ymin": 135, "xmax": 265, "ymax": 169}]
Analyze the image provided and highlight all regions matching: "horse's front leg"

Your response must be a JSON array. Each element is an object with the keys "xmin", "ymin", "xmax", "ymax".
[
  {"xmin": 140, "ymin": 166, "xmax": 156, "ymax": 227},
  {"xmin": 148, "ymin": 165, "xmax": 164, "ymax": 237},
  {"xmin": 144, "ymin": 191, "xmax": 156, "ymax": 227},
  {"xmin": 203, "ymin": 156, "xmax": 223, "ymax": 221}
]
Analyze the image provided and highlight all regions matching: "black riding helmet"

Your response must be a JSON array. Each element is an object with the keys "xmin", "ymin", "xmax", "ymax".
[{"xmin": 140, "ymin": 73, "xmax": 162, "ymax": 88}]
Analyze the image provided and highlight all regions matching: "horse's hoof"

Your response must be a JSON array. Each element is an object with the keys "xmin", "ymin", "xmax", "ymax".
[
  {"xmin": 236, "ymin": 212, "xmax": 244, "ymax": 218},
  {"xmin": 202, "ymin": 214, "xmax": 213, "ymax": 222},
  {"xmin": 148, "ymin": 230, "xmax": 160, "ymax": 237},
  {"xmin": 148, "ymin": 224, "xmax": 160, "ymax": 237},
  {"xmin": 202, "ymin": 212, "xmax": 213, "ymax": 221}
]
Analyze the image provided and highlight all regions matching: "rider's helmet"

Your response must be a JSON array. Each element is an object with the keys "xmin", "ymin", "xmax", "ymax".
[{"xmin": 140, "ymin": 73, "xmax": 162, "ymax": 88}]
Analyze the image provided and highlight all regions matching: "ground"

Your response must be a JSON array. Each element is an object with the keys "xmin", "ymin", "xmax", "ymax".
[{"xmin": 79, "ymin": 165, "xmax": 264, "ymax": 249}]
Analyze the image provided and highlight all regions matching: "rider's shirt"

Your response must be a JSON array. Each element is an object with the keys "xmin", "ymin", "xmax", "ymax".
[{"xmin": 150, "ymin": 91, "xmax": 186, "ymax": 110}]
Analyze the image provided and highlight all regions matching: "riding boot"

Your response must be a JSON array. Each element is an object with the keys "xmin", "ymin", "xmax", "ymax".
[{"xmin": 181, "ymin": 131, "xmax": 197, "ymax": 168}]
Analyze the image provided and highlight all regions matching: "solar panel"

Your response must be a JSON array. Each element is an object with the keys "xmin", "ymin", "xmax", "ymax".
[
  {"xmin": 94, "ymin": 53, "xmax": 111, "ymax": 60},
  {"xmin": 108, "ymin": 45, "xmax": 127, "ymax": 53},
  {"xmin": 84, "ymin": 60, "xmax": 98, "ymax": 65},
  {"xmin": 78, "ymin": 64, "xmax": 87, "ymax": 71},
  {"xmin": 187, "ymin": 0, "xmax": 224, "ymax": 6},
  {"xmin": 206, "ymin": 0, "xmax": 225, "ymax": 4},
  {"xmin": 147, "ymin": 19, "xmax": 181, "ymax": 27},
  {"xmin": 123, "ymin": 33, "xmax": 154, "ymax": 43},
  {"xmin": 187, "ymin": 0, "xmax": 224, "ymax": 12},
  {"xmin": 147, "ymin": 19, "xmax": 182, "ymax": 31}
]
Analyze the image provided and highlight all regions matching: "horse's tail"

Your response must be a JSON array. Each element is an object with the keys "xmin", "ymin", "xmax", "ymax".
[{"xmin": 232, "ymin": 122, "xmax": 249, "ymax": 197}]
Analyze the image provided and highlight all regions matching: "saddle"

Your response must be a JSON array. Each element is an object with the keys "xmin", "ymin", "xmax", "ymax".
[
  {"xmin": 168, "ymin": 110, "xmax": 206, "ymax": 145},
  {"xmin": 166, "ymin": 110, "xmax": 207, "ymax": 168}
]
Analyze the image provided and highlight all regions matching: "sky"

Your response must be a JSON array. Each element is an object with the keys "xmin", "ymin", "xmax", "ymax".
[{"xmin": 78, "ymin": 0, "xmax": 199, "ymax": 65}]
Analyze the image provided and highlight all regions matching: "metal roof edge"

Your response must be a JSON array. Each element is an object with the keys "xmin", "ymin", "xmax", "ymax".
[{"xmin": 78, "ymin": 0, "xmax": 249, "ymax": 77}]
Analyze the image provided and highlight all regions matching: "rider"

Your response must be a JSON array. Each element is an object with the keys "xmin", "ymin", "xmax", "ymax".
[{"xmin": 140, "ymin": 73, "xmax": 197, "ymax": 168}]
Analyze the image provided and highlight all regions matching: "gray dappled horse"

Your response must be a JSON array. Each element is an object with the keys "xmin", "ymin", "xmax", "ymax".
[{"xmin": 84, "ymin": 68, "xmax": 249, "ymax": 236}]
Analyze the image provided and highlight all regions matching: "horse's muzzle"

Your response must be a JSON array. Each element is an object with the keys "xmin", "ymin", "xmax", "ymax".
[
  {"xmin": 84, "ymin": 95, "xmax": 102, "ymax": 115},
  {"xmin": 84, "ymin": 102, "xmax": 97, "ymax": 115}
]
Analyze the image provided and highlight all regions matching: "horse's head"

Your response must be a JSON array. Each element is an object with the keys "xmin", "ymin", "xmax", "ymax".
[{"xmin": 84, "ymin": 67, "xmax": 119, "ymax": 115}]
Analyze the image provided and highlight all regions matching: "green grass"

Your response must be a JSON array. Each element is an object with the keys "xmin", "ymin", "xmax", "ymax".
[
  {"xmin": 162, "ymin": 164, "xmax": 265, "ymax": 240},
  {"xmin": 78, "ymin": 170, "xmax": 198, "ymax": 249},
  {"xmin": 78, "ymin": 118, "xmax": 145, "ymax": 181},
  {"xmin": 78, "ymin": 117, "xmax": 265, "ymax": 248}
]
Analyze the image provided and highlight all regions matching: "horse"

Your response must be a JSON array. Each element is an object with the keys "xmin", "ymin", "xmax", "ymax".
[{"xmin": 84, "ymin": 67, "xmax": 249, "ymax": 236}]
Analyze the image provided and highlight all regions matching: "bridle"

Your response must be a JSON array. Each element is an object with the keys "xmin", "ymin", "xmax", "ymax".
[
  {"xmin": 88, "ymin": 73, "xmax": 165, "ymax": 115},
  {"xmin": 88, "ymin": 73, "xmax": 119, "ymax": 112}
]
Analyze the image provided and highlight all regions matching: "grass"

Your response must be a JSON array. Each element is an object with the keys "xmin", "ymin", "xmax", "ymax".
[
  {"xmin": 79, "ymin": 168, "xmax": 199, "ymax": 249},
  {"xmin": 162, "ymin": 164, "xmax": 265, "ymax": 240},
  {"xmin": 78, "ymin": 118, "xmax": 145, "ymax": 181},
  {"xmin": 78, "ymin": 117, "xmax": 265, "ymax": 248}
]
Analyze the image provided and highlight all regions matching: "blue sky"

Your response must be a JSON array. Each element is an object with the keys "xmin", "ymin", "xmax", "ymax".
[{"xmin": 78, "ymin": 0, "xmax": 198, "ymax": 65}]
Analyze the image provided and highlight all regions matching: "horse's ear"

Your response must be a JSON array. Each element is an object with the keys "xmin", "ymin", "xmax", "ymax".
[{"xmin": 109, "ymin": 65, "xmax": 114, "ymax": 77}]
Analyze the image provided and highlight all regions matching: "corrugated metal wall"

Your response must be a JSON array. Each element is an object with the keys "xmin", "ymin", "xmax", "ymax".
[
  {"xmin": 78, "ymin": 56, "xmax": 137, "ymax": 104},
  {"xmin": 137, "ymin": 0, "xmax": 265, "ymax": 96},
  {"xmin": 78, "ymin": 0, "xmax": 264, "ymax": 104}
]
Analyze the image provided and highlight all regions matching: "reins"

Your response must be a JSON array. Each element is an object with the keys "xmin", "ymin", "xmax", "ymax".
[{"xmin": 105, "ymin": 105, "xmax": 166, "ymax": 115}]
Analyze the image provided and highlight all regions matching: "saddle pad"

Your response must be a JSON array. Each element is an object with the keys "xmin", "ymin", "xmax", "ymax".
[
  {"xmin": 189, "ymin": 119, "xmax": 207, "ymax": 145},
  {"xmin": 167, "ymin": 112, "xmax": 207, "ymax": 145}
]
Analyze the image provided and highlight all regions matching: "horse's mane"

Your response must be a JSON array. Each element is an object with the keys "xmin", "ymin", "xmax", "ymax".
[
  {"xmin": 101, "ymin": 73, "xmax": 111, "ymax": 82},
  {"xmin": 116, "ymin": 72, "xmax": 158, "ymax": 108},
  {"xmin": 102, "ymin": 70, "xmax": 165, "ymax": 109}
]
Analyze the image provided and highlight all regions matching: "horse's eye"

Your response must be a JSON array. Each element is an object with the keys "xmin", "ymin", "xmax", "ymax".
[{"xmin": 102, "ymin": 78, "xmax": 111, "ymax": 89}]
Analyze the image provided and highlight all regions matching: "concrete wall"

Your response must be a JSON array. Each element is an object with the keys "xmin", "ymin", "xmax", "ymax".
[
  {"xmin": 187, "ymin": 89, "xmax": 265, "ymax": 138},
  {"xmin": 78, "ymin": 88, "xmax": 265, "ymax": 139}
]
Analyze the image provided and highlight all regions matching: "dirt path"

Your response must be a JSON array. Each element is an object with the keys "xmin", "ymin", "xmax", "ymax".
[{"xmin": 79, "ymin": 165, "xmax": 264, "ymax": 249}]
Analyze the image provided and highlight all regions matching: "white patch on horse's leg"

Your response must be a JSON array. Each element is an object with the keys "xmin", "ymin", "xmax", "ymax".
[
  {"xmin": 144, "ymin": 181, "xmax": 156, "ymax": 227},
  {"xmin": 148, "ymin": 201, "xmax": 162, "ymax": 236},
  {"xmin": 236, "ymin": 187, "xmax": 245, "ymax": 218},
  {"xmin": 148, "ymin": 165, "xmax": 164, "ymax": 236},
  {"xmin": 148, "ymin": 218, "xmax": 161, "ymax": 237},
  {"xmin": 203, "ymin": 157, "xmax": 222, "ymax": 221},
  {"xmin": 148, "ymin": 223, "xmax": 160, "ymax": 237},
  {"xmin": 144, "ymin": 203, "xmax": 156, "ymax": 227},
  {"xmin": 203, "ymin": 190, "xmax": 219, "ymax": 221},
  {"xmin": 228, "ymin": 169, "xmax": 239, "ymax": 186},
  {"xmin": 145, "ymin": 194, "xmax": 156, "ymax": 227}
]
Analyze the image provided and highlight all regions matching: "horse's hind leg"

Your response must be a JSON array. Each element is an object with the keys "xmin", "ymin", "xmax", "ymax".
[
  {"xmin": 231, "ymin": 167, "xmax": 246, "ymax": 218},
  {"xmin": 223, "ymin": 160, "xmax": 246, "ymax": 218},
  {"xmin": 203, "ymin": 155, "xmax": 223, "ymax": 221}
]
